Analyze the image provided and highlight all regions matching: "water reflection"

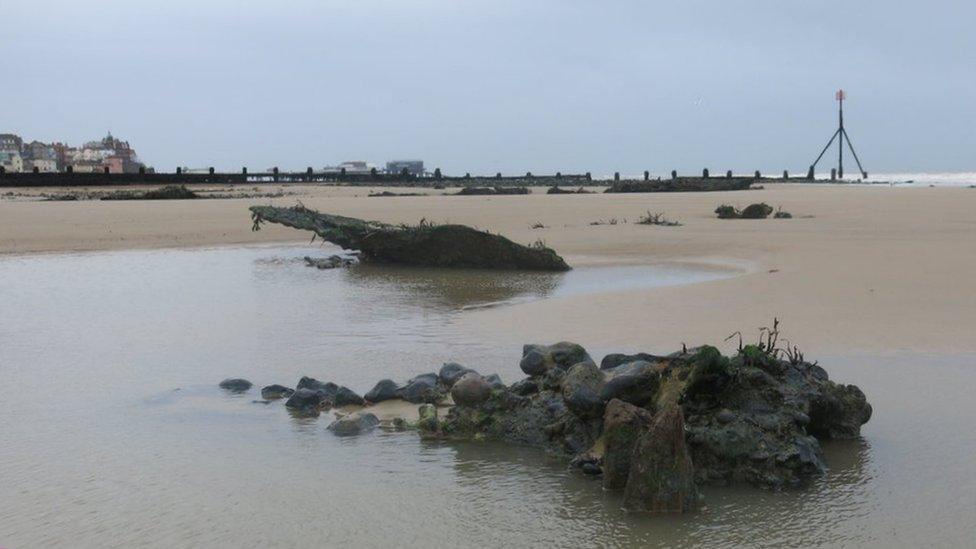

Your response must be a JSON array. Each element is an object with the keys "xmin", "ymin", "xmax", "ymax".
[
  {"xmin": 820, "ymin": 437, "xmax": 873, "ymax": 485},
  {"xmin": 343, "ymin": 263, "xmax": 564, "ymax": 310}
]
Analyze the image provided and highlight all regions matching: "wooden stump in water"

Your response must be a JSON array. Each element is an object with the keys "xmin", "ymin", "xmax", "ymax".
[{"xmin": 623, "ymin": 405, "xmax": 699, "ymax": 513}]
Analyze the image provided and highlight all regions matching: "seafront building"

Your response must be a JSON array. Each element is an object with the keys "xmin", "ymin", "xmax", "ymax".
[
  {"xmin": 385, "ymin": 159, "xmax": 424, "ymax": 175},
  {"xmin": 0, "ymin": 132, "xmax": 145, "ymax": 173},
  {"xmin": 0, "ymin": 151, "xmax": 24, "ymax": 173}
]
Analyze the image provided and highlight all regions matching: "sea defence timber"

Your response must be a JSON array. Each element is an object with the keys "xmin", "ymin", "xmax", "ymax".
[
  {"xmin": 0, "ymin": 170, "xmax": 592, "ymax": 188},
  {"xmin": 604, "ymin": 177, "xmax": 754, "ymax": 193},
  {"xmin": 0, "ymin": 168, "xmax": 825, "ymax": 189}
]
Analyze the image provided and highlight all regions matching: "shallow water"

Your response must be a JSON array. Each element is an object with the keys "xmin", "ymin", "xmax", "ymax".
[{"xmin": 1, "ymin": 245, "xmax": 974, "ymax": 548}]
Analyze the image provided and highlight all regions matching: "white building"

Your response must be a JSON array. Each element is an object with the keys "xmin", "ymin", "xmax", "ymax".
[
  {"xmin": 0, "ymin": 151, "xmax": 24, "ymax": 172},
  {"xmin": 24, "ymin": 158, "xmax": 58, "ymax": 172}
]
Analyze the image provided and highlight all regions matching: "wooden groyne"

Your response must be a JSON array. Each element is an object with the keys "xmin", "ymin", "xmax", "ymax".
[
  {"xmin": 0, "ymin": 170, "xmax": 594, "ymax": 188},
  {"xmin": 0, "ymin": 167, "xmax": 819, "ymax": 189}
]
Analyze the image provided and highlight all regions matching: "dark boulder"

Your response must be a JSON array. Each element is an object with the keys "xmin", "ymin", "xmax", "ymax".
[
  {"xmin": 260, "ymin": 384, "xmax": 294, "ymax": 399},
  {"xmin": 549, "ymin": 342, "xmax": 595, "ymax": 370},
  {"xmin": 285, "ymin": 388, "xmax": 327, "ymax": 414},
  {"xmin": 601, "ymin": 353, "xmax": 664, "ymax": 370},
  {"xmin": 397, "ymin": 373, "xmax": 444, "ymax": 404},
  {"xmin": 451, "ymin": 372, "xmax": 493, "ymax": 407},
  {"xmin": 364, "ymin": 379, "xmax": 400, "ymax": 403},
  {"xmin": 623, "ymin": 405, "xmax": 699, "ymax": 513},
  {"xmin": 484, "ymin": 374, "xmax": 504, "ymax": 389},
  {"xmin": 406, "ymin": 372, "xmax": 439, "ymax": 387},
  {"xmin": 560, "ymin": 362, "xmax": 606, "ymax": 420},
  {"xmin": 519, "ymin": 342, "xmax": 594, "ymax": 376},
  {"xmin": 581, "ymin": 462, "xmax": 602, "ymax": 476},
  {"xmin": 602, "ymin": 399, "xmax": 655, "ymax": 490},
  {"xmin": 327, "ymin": 412, "xmax": 380, "ymax": 436},
  {"xmin": 334, "ymin": 386, "xmax": 365, "ymax": 407},
  {"xmin": 439, "ymin": 363, "xmax": 475, "ymax": 387},
  {"xmin": 296, "ymin": 377, "xmax": 339, "ymax": 399},
  {"xmin": 807, "ymin": 383, "xmax": 872, "ymax": 439},
  {"xmin": 519, "ymin": 345, "xmax": 550, "ymax": 376},
  {"xmin": 218, "ymin": 378, "xmax": 252, "ymax": 393},
  {"xmin": 600, "ymin": 361, "xmax": 661, "ymax": 408},
  {"xmin": 510, "ymin": 378, "xmax": 539, "ymax": 395}
]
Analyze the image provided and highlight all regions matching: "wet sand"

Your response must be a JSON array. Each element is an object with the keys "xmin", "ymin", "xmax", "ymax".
[{"xmin": 2, "ymin": 183, "xmax": 974, "ymax": 354}]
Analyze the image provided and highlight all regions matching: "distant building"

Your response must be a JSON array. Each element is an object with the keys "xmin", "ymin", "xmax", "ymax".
[
  {"xmin": 324, "ymin": 161, "xmax": 374, "ymax": 174},
  {"xmin": 104, "ymin": 156, "xmax": 126, "ymax": 174},
  {"xmin": 1, "ymin": 132, "xmax": 147, "ymax": 173},
  {"xmin": 385, "ymin": 159, "xmax": 424, "ymax": 176},
  {"xmin": 24, "ymin": 158, "xmax": 57, "ymax": 173},
  {"xmin": 69, "ymin": 160, "xmax": 104, "ymax": 173},
  {"xmin": 25, "ymin": 140, "xmax": 56, "ymax": 161},
  {"xmin": 0, "ymin": 151, "xmax": 24, "ymax": 172},
  {"xmin": 0, "ymin": 133, "xmax": 23, "ymax": 153},
  {"xmin": 69, "ymin": 133, "xmax": 145, "ymax": 173}
]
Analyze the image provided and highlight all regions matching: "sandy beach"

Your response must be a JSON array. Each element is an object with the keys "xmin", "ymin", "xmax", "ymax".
[{"xmin": 2, "ymin": 183, "xmax": 974, "ymax": 355}]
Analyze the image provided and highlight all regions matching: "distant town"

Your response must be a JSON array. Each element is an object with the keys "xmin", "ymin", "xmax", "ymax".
[
  {"xmin": 0, "ymin": 132, "xmax": 145, "ymax": 174},
  {"xmin": 0, "ymin": 131, "xmax": 427, "ymax": 177}
]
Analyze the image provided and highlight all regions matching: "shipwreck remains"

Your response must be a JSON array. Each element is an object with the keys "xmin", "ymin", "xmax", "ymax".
[
  {"xmin": 606, "ymin": 177, "xmax": 754, "ymax": 193},
  {"xmin": 452, "ymin": 186, "xmax": 530, "ymax": 196},
  {"xmin": 250, "ymin": 204, "xmax": 570, "ymax": 271}
]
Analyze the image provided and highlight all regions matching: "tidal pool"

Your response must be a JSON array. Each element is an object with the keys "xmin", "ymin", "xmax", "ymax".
[{"xmin": 0, "ymin": 245, "xmax": 973, "ymax": 548}]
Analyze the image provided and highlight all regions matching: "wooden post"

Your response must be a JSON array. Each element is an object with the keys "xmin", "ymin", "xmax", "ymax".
[
  {"xmin": 644, "ymin": 170, "xmax": 649, "ymax": 181},
  {"xmin": 783, "ymin": 170, "xmax": 789, "ymax": 180},
  {"xmin": 830, "ymin": 168, "xmax": 837, "ymax": 181}
]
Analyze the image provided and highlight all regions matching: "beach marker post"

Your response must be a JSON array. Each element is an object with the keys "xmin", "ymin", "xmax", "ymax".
[{"xmin": 809, "ymin": 89, "xmax": 868, "ymax": 180}]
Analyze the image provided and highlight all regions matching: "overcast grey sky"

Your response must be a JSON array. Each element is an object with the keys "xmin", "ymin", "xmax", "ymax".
[{"xmin": 3, "ymin": 1, "xmax": 973, "ymax": 174}]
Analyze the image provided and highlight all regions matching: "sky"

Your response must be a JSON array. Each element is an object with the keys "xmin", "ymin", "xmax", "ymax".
[{"xmin": 2, "ymin": 0, "xmax": 974, "ymax": 175}]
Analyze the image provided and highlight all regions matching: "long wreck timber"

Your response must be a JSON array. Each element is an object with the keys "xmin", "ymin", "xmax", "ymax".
[
  {"xmin": 249, "ymin": 204, "xmax": 570, "ymax": 271},
  {"xmin": 605, "ymin": 177, "xmax": 754, "ymax": 193}
]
